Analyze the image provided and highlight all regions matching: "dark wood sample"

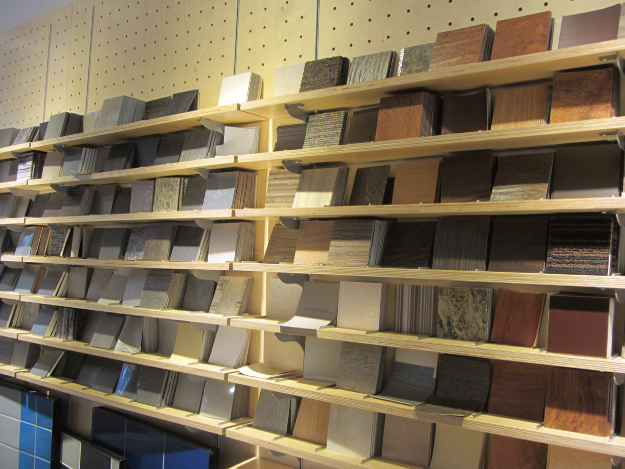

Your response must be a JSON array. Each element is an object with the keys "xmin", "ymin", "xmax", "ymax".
[
  {"xmin": 375, "ymin": 91, "xmax": 438, "ymax": 141},
  {"xmin": 559, "ymin": 4, "xmax": 624, "ymax": 49},
  {"xmin": 274, "ymin": 124, "xmax": 307, "ymax": 151},
  {"xmin": 550, "ymin": 68, "xmax": 618, "ymax": 123},
  {"xmin": 293, "ymin": 220, "xmax": 335, "ymax": 265},
  {"xmin": 129, "ymin": 180, "xmax": 155, "ymax": 213},
  {"xmin": 491, "ymin": 152, "xmax": 554, "ymax": 201},
  {"xmin": 430, "ymin": 24, "xmax": 494, "ymax": 70},
  {"xmin": 299, "ymin": 56, "xmax": 350, "ymax": 92},
  {"xmin": 263, "ymin": 224, "xmax": 299, "ymax": 264},
  {"xmin": 488, "ymin": 435, "xmax": 548, "ymax": 469},
  {"xmin": 551, "ymin": 144, "xmax": 622, "ymax": 199},
  {"xmin": 392, "ymin": 159, "xmax": 440, "ymax": 205},
  {"xmin": 545, "ymin": 367, "xmax": 614, "ymax": 437},
  {"xmin": 545, "ymin": 215, "xmax": 617, "ymax": 275},
  {"xmin": 344, "ymin": 108, "xmax": 379, "ymax": 144},
  {"xmin": 381, "ymin": 221, "xmax": 436, "ymax": 268},
  {"xmin": 432, "ymin": 216, "xmax": 490, "ymax": 271},
  {"xmin": 488, "ymin": 360, "xmax": 549, "ymax": 421},
  {"xmin": 490, "ymin": 290, "xmax": 546, "ymax": 347},
  {"xmin": 442, "ymin": 89, "xmax": 490, "ymax": 134},
  {"xmin": 547, "ymin": 294, "xmax": 614, "ymax": 358},
  {"xmin": 349, "ymin": 165, "xmax": 390, "ymax": 206},
  {"xmin": 303, "ymin": 111, "xmax": 347, "ymax": 148},
  {"xmin": 326, "ymin": 219, "xmax": 389, "ymax": 267},
  {"xmin": 488, "ymin": 216, "xmax": 549, "ymax": 273},
  {"xmin": 491, "ymin": 11, "xmax": 552, "ymax": 60},
  {"xmin": 439, "ymin": 152, "xmax": 493, "ymax": 202}
]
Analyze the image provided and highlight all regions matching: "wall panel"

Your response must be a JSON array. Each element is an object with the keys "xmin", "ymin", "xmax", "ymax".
[{"xmin": 44, "ymin": 4, "xmax": 73, "ymax": 118}]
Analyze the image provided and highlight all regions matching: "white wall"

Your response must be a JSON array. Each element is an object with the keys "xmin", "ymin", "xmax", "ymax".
[{"xmin": 0, "ymin": 0, "xmax": 74, "ymax": 33}]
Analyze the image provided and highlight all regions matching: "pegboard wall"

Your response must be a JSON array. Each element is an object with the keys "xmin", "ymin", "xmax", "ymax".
[{"xmin": 0, "ymin": 0, "xmax": 623, "ymax": 128}]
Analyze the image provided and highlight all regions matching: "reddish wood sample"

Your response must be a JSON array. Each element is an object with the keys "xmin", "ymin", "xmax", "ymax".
[
  {"xmin": 488, "ymin": 435, "xmax": 548, "ymax": 469},
  {"xmin": 392, "ymin": 159, "xmax": 440, "ymax": 205},
  {"xmin": 490, "ymin": 290, "xmax": 545, "ymax": 348},
  {"xmin": 430, "ymin": 24, "xmax": 494, "ymax": 70},
  {"xmin": 490, "ymin": 11, "xmax": 552, "ymax": 60}
]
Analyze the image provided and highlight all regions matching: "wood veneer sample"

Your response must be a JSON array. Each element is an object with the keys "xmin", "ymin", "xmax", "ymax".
[
  {"xmin": 381, "ymin": 221, "xmax": 436, "ymax": 268},
  {"xmin": 430, "ymin": 24, "xmax": 494, "ymax": 70},
  {"xmin": 326, "ymin": 220, "xmax": 389, "ymax": 267},
  {"xmin": 291, "ymin": 398, "xmax": 331, "ymax": 445},
  {"xmin": 491, "ymin": 152, "xmax": 554, "ymax": 201},
  {"xmin": 491, "ymin": 84, "xmax": 550, "ymax": 129},
  {"xmin": 488, "ymin": 360, "xmax": 548, "ymax": 421},
  {"xmin": 293, "ymin": 220, "xmax": 334, "ymax": 265},
  {"xmin": 392, "ymin": 159, "xmax": 440, "ymax": 205},
  {"xmin": 381, "ymin": 415, "xmax": 433, "ymax": 467},
  {"xmin": 491, "ymin": 12, "xmax": 552, "ymax": 60},
  {"xmin": 375, "ymin": 91, "xmax": 438, "ymax": 141},
  {"xmin": 432, "ymin": 216, "xmax": 490, "ymax": 271},
  {"xmin": 544, "ymin": 367, "xmax": 614, "ymax": 437},
  {"xmin": 429, "ymin": 421, "xmax": 486, "ymax": 469},
  {"xmin": 546, "ymin": 445, "xmax": 613, "ymax": 469},
  {"xmin": 490, "ymin": 290, "xmax": 546, "ymax": 347},
  {"xmin": 558, "ymin": 4, "xmax": 624, "ymax": 49},
  {"xmin": 442, "ymin": 89, "xmax": 490, "ymax": 134},
  {"xmin": 263, "ymin": 224, "xmax": 299, "ymax": 264},
  {"xmin": 547, "ymin": 294, "xmax": 614, "ymax": 358},
  {"xmin": 488, "ymin": 435, "xmax": 548, "ymax": 469},
  {"xmin": 488, "ymin": 216, "xmax": 549, "ymax": 273},
  {"xmin": 439, "ymin": 153, "xmax": 493, "ymax": 202},
  {"xmin": 265, "ymin": 169, "xmax": 300, "ymax": 208},
  {"xmin": 550, "ymin": 68, "xmax": 618, "ymax": 123},
  {"xmin": 349, "ymin": 165, "xmax": 389, "ymax": 206}
]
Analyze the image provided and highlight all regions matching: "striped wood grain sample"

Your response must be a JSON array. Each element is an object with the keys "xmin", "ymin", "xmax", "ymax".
[
  {"xmin": 382, "ymin": 221, "xmax": 436, "ymax": 268},
  {"xmin": 263, "ymin": 224, "xmax": 299, "ymax": 264},
  {"xmin": 488, "ymin": 216, "xmax": 549, "ymax": 273},
  {"xmin": 488, "ymin": 436, "xmax": 548, "ymax": 469},
  {"xmin": 265, "ymin": 169, "xmax": 300, "ymax": 208},
  {"xmin": 550, "ymin": 68, "xmax": 618, "ymax": 123},
  {"xmin": 349, "ymin": 165, "xmax": 390, "ymax": 206},
  {"xmin": 439, "ymin": 153, "xmax": 493, "ymax": 202},
  {"xmin": 432, "ymin": 216, "xmax": 490, "ymax": 271},
  {"xmin": 302, "ymin": 111, "xmax": 347, "ymax": 148},
  {"xmin": 491, "ymin": 84, "xmax": 550, "ymax": 129},
  {"xmin": 490, "ymin": 11, "xmax": 552, "ymax": 60},
  {"xmin": 490, "ymin": 290, "xmax": 545, "ymax": 347},
  {"xmin": 326, "ymin": 220, "xmax": 388, "ymax": 267},
  {"xmin": 293, "ymin": 221, "xmax": 335, "ymax": 265},
  {"xmin": 544, "ymin": 367, "xmax": 614, "ymax": 437},
  {"xmin": 291, "ymin": 398, "xmax": 331, "ymax": 445},
  {"xmin": 392, "ymin": 159, "xmax": 440, "ymax": 205},
  {"xmin": 430, "ymin": 24, "xmax": 494, "ymax": 70},
  {"xmin": 347, "ymin": 51, "xmax": 395, "ymax": 84},
  {"xmin": 490, "ymin": 153, "xmax": 554, "ymax": 201}
]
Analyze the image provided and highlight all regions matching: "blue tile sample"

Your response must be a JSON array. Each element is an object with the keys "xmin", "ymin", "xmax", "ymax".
[
  {"xmin": 164, "ymin": 436, "xmax": 210, "ymax": 469},
  {"xmin": 91, "ymin": 408, "xmax": 126, "ymax": 455},
  {"xmin": 34, "ymin": 428, "xmax": 51, "ymax": 461},
  {"xmin": 18, "ymin": 451, "xmax": 34, "ymax": 469},
  {"xmin": 21, "ymin": 394, "xmax": 37, "ymax": 425},
  {"xmin": 19, "ymin": 422, "xmax": 36, "ymax": 455},
  {"xmin": 35, "ymin": 397, "xmax": 54, "ymax": 431},
  {"xmin": 126, "ymin": 421, "xmax": 164, "ymax": 469},
  {"xmin": 34, "ymin": 457, "xmax": 50, "ymax": 469}
]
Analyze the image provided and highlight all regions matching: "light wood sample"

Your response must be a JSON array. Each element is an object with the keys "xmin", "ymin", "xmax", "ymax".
[
  {"xmin": 491, "ymin": 84, "xmax": 550, "ymax": 129},
  {"xmin": 291, "ymin": 398, "xmax": 331, "ymax": 445}
]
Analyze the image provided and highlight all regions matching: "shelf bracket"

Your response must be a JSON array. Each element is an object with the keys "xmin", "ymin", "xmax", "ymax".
[
  {"xmin": 279, "ymin": 217, "xmax": 301, "ymax": 230},
  {"xmin": 3, "ymin": 261, "xmax": 25, "ymax": 269},
  {"xmin": 614, "ymin": 373, "xmax": 625, "ymax": 385},
  {"xmin": 50, "ymin": 183, "xmax": 77, "ymax": 194},
  {"xmin": 195, "ymin": 219, "xmax": 214, "ymax": 231},
  {"xmin": 198, "ymin": 118, "xmax": 225, "ymax": 135},
  {"xmin": 1, "ymin": 298, "xmax": 21, "ymax": 306},
  {"xmin": 45, "ymin": 264, "xmax": 70, "ymax": 272},
  {"xmin": 6, "ymin": 225, "xmax": 24, "ymax": 233},
  {"xmin": 598, "ymin": 130, "xmax": 625, "ymax": 150},
  {"xmin": 49, "ymin": 224, "xmax": 73, "ymax": 232},
  {"xmin": 616, "ymin": 213, "xmax": 625, "ymax": 227},
  {"xmin": 281, "ymin": 159, "xmax": 314, "ymax": 174},
  {"xmin": 268, "ymin": 450, "xmax": 288, "ymax": 458},
  {"xmin": 615, "ymin": 290, "xmax": 625, "ymax": 303},
  {"xmin": 277, "ymin": 272, "xmax": 308, "ymax": 286},
  {"xmin": 284, "ymin": 103, "xmax": 313, "ymax": 123},
  {"xmin": 191, "ymin": 270, "xmax": 223, "ymax": 281},
  {"xmin": 613, "ymin": 457, "xmax": 623, "ymax": 466},
  {"xmin": 52, "ymin": 144, "xmax": 70, "ymax": 155},
  {"xmin": 275, "ymin": 332, "xmax": 305, "ymax": 350},
  {"xmin": 10, "ymin": 151, "xmax": 23, "ymax": 159},
  {"xmin": 195, "ymin": 168, "xmax": 211, "ymax": 179},
  {"xmin": 9, "ymin": 187, "xmax": 39, "ymax": 201}
]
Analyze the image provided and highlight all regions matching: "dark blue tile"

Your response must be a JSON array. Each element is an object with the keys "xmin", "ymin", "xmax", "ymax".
[
  {"xmin": 164, "ymin": 436, "xmax": 210, "ymax": 469},
  {"xmin": 125, "ymin": 421, "xmax": 164, "ymax": 469},
  {"xmin": 91, "ymin": 408, "xmax": 126, "ymax": 456},
  {"xmin": 35, "ymin": 397, "xmax": 54, "ymax": 430},
  {"xmin": 19, "ymin": 422, "xmax": 36, "ymax": 455},
  {"xmin": 18, "ymin": 451, "xmax": 34, "ymax": 469},
  {"xmin": 20, "ymin": 394, "xmax": 36, "ymax": 425},
  {"xmin": 34, "ymin": 457, "xmax": 50, "ymax": 469},
  {"xmin": 34, "ymin": 428, "xmax": 51, "ymax": 461}
]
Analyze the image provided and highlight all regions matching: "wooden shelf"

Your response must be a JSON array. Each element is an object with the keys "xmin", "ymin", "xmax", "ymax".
[
  {"xmin": 18, "ymin": 333, "xmax": 232, "ymax": 380},
  {"xmin": 231, "ymin": 458, "xmax": 296, "ymax": 469},
  {"xmin": 0, "ymin": 291, "xmax": 23, "ymax": 302},
  {"xmin": 230, "ymin": 315, "xmax": 283, "ymax": 333},
  {"xmin": 29, "ymin": 105, "xmax": 262, "ymax": 153},
  {"xmin": 237, "ymin": 118, "xmax": 625, "ymax": 170},
  {"xmin": 11, "ymin": 256, "xmax": 232, "ymax": 271},
  {"xmin": 232, "ymin": 263, "xmax": 625, "ymax": 291},
  {"xmin": 0, "ymin": 143, "xmax": 30, "ymax": 162},
  {"xmin": 226, "ymin": 425, "xmax": 423, "ymax": 469},
  {"xmin": 0, "ymin": 180, "xmax": 29, "ymax": 195},
  {"xmin": 0, "ymin": 364, "xmax": 26, "ymax": 378},
  {"xmin": 20, "ymin": 294, "xmax": 231, "ymax": 326},
  {"xmin": 0, "ymin": 328, "xmax": 26, "ymax": 340},
  {"xmin": 240, "ymin": 39, "xmax": 625, "ymax": 120},
  {"xmin": 25, "ymin": 209, "xmax": 233, "ymax": 227},
  {"xmin": 26, "ymin": 155, "xmax": 237, "ymax": 192},
  {"xmin": 0, "ymin": 218, "xmax": 26, "ymax": 229},
  {"xmin": 236, "ymin": 197, "xmax": 625, "ymax": 221},
  {"xmin": 15, "ymin": 372, "xmax": 249, "ymax": 434}
]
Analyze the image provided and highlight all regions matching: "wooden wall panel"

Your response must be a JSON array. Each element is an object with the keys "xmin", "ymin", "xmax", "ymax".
[{"xmin": 236, "ymin": 0, "xmax": 317, "ymax": 98}]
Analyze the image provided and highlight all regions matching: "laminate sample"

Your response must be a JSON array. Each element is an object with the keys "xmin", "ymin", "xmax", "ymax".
[
  {"xmin": 491, "ymin": 11, "xmax": 553, "ymax": 59},
  {"xmin": 90, "ymin": 313, "xmax": 126, "ymax": 349},
  {"xmin": 491, "ymin": 152, "xmax": 554, "ymax": 201},
  {"xmin": 139, "ymin": 270, "xmax": 175, "ymax": 310},
  {"xmin": 326, "ymin": 219, "xmax": 390, "ymax": 267},
  {"xmin": 491, "ymin": 84, "xmax": 551, "ymax": 129},
  {"xmin": 200, "ymin": 380, "xmax": 249, "ymax": 421},
  {"xmin": 430, "ymin": 24, "xmax": 494, "ymax": 70},
  {"xmin": 263, "ymin": 224, "xmax": 299, "ymax": 264},
  {"xmin": 544, "ymin": 367, "xmax": 614, "ymax": 437},
  {"xmin": 336, "ymin": 342, "xmax": 385, "ymax": 395},
  {"xmin": 382, "ymin": 221, "xmax": 436, "ymax": 268},
  {"xmin": 154, "ymin": 134, "xmax": 185, "ymax": 165},
  {"xmin": 377, "ymin": 359, "xmax": 436, "ymax": 406},
  {"xmin": 180, "ymin": 128, "xmax": 221, "ymax": 161},
  {"xmin": 302, "ymin": 111, "xmax": 347, "ymax": 148},
  {"xmin": 182, "ymin": 276, "xmax": 217, "ymax": 312},
  {"xmin": 337, "ymin": 281, "xmax": 387, "ymax": 331},
  {"xmin": 169, "ymin": 226, "xmax": 206, "ymax": 262},
  {"xmin": 392, "ymin": 159, "xmax": 440, "ymax": 205},
  {"xmin": 299, "ymin": 56, "xmax": 350, "ymax": 92},
  {"xmin": 180, "ymin": 175, "xmax": 208, "ymax": 211},
  {"xmin": 439, "ymin": 153, "xmax": 493, "ymax": 202},
  {"xmin": 442, "ymin": 89, "xmax": 491, "ymax": 134},
  {"xmin": 274, "ymin": 124, "xmax": 307, "ymax": 151},
  {"xmin": 437, "ymin": 287, "xmax": 492, "ymax": 342},
  {"xmin": 253, "ymin": 389, "xmax": 300, "ymax": 435},
  {"xmin": 124, "ymin": 226, "xmax": 148, "ymax": 261},
  {"xmin": 111, "ymin": 187, "xmax": 132, "ymax": 214},
  {"xmin": 488, "ymin": 216, "xmax": 549, "ymax": 272},
  {"xmin": 114, "ymin": 316, "xmax": 143, "ymax": 354},
  {"xmin": 550, "ymin": 68, "xmax": 618, "ymax": 123},
  {"xmin": 303, "ymin": 336, "xmax": 342, "ymax": 383},
  {"xmin": 291, "ymin": 398, "xmax": 331, "ymax": 445},
  {"xmin": 326, "ymin": 405, "xmax": 382, "ymax": 458},
  {"xmin": 133, "ymin": 137, "xmax": 159, "ymax": 168},
  {"xmin": 558, "ymin": 4, "xmax": 624, "ymax": 49},
  {"xmin": 349, "ymin": 165, "xmax": 390, "ymax": 206},
  {"xmin": 265, "ymin": 169, "xmax": 300, "ymax": 208},
  {"xmin": 551, "ymin": 144, "xmax": 622, "ymax": 199},
  {"xmin": 490, "ymin": 290, "xmax": 546, "ymax": 347},
  {"xmin": 172, "ymin": 374, "xmax": 205, "ymax": 414},
  {"xmin": 218, "ymin": 72, "xmax": 262, "ymax": 105},
  {"xmin": 208, "ymin": 326, "xmax": 250, "ymax": 368},
  {"xmin": 381, "ymin": 415, "xmax": 433, "ymax": 466},
  {"xmin": 98, "ymin": 228, "xmax": 129, "ymax": 260},
  {"xmin": 166, "ymin": 89, "xmax": 199, "ymax": 115},
  {"xmin": 293, "ymin": 220, "xmax": 334, "ymax": 265},
  {"xmin": 91, "ymin": 185, "xmax": 118, "ymax": 215},
  {"xmin": 488, "ymin": 360, "xmax": 549, "ymax": 421},
  {"xmin": 375, "ymin": 91, "xmax": 439, "ymax": 141},
  {"xmin": 432, "ymin": 216, "xmax": 490, "ymax": 271},
  {"xmin": 488, "ymin": 435, "xmax": 548, "ymax": 469},
  {"xmin": 135, "ymin": 367, "xmax": 170, "ymax": 407},
  {"xmin": 344, "ymin": 108, "xmax": 379, "ymax": 144},
  {"xmin": 292, "ymin": 167, "xmax": 348, "ymax": 208},
  {"xmin": 153, "ymin": 177, "xmax": 182, "ymax": 212},
  {"xmin": 282, "ymin": 280, "xmax": 340, "ymax": 331},
  {"xmin": 397, "ymin": 43, "xmax": 435, "ymax": 75},
  {"xmin": 274, "ymin": 62, "xmax": 306, "ymax": 97},
  {"xmin": 545, "ymin": 215, "xmax": 617, "ymax": 275},
  {"xmin": 143, "ymin": 224, "xmax": 176, "ymax": 261},
  {"xmin": 209, "ymin": 276, "xmax": 252, "ymax": 316},
  {"xmin": 546, "ymin": 445, "xmax": 613, "ymax": 469},
  {"xmin": 394, "ymin": 284, "xmax": 438, "ymax": 335},
  {"xmin": 129, "ymin": 180, "xmax": 155, "ymax": 213},
  {"xmin": 91, "ymin": 359, "xmax": 123, "ymax": 394},
  {"xmin": 347, "ymin": 51, "xmax": 396, "ymax": 84},
  {"xmin": 547, "ymin": 294, "xmax": 614, "ymax": 358}
]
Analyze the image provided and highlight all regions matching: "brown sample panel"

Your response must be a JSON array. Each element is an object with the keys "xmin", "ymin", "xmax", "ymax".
[
  {"xmin": 491, "ymin": 153, "xmax": 554, "ymax": 201},
  {"xmin": 392, "ymin": 159, "xmax": 440, "ymax": 205},
  {"xmin": 349, "ymin": 165, "xmax": 389, "ymax": 206},
  {"xmin": 488, "ymin": 216, "xmax": 549, "ymax": 273},
  {"xmin": 440, "ymin": 153, "xmax": 493, "ymax": 202},
  {"xmin": 375, "ymin": 91, "xmax": 438, "ymax": 141},
  {"xmin": 263, "ymin": 224, "xmax": 299, "ymax": 264},
  {"xmin": 491, "ymin": 11, "xmax": 552, "ymax": 60},
  {"xmin": 488, "ymin": 360, "xmax": 549, "ymax": 421},
  {"xmin": 490, "ymin": 290, "xmax": 546, "ymax": 348},
  {"xmin": 265, "ymin": 169, "xmax": 300, "ymax": 209},
  {"xmin": 381, "ymin": 415, "xmax": 433, "ymax": 467},
  {"xmin": 430, "ymin": 24, "xmax": 494, "ymax": 70},
  {"xmin": 326, "ymin": 220, "xmax": 388, "ymax": 267},
  {"xmin": 488, "ymin": 435, "xmax": 548, "ymax": 469},
  {"xmin": 432, "ymin": 216, "xmax": 490, "ymax": 271},
  {"xmin": 547, "ymin": 294, "xmax": 614, "ymax": 358},
  {"xmin": 382, "ymin": 221, "xmax": 436, "ymax": 269},
  {"xmin": 293, "ymin": 221, "xmax": 335, "ymax": 265},
  {"xmin": 558, "ymin": 4, "xmax": 624, "ymax": 49},
  {"xmin": 442, "ymin": 89, "xmax": 490, "ymax": 134},
  {"xmin": 491, "ymin": 84, "xmax": 550, "ymax": 130},
  {"xmin": 129, "ymin": 180, "xmax": 155, "ymax": 213},
  {"xmin": 550, "ymin": 68, "xmax": 618, "ymax": 123},
  {"xmin": 544, "ymin": 367, "xmax": 614, "ymax": 437},
  {"xmin": 547, "ymin": 445, "xmax": 613, "ymax": 469},
  {"xmin": 291, "ymin": 398, "xmax": 331, "ymax": 445}
]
